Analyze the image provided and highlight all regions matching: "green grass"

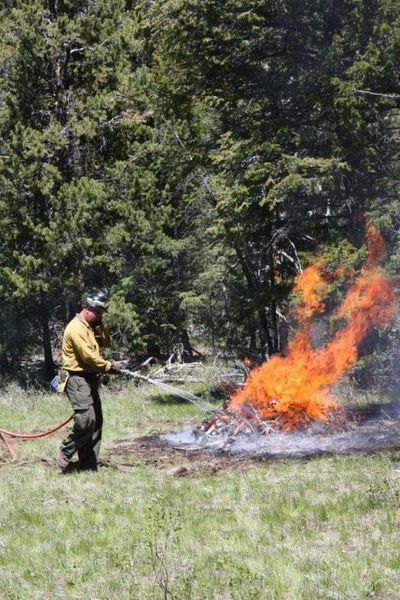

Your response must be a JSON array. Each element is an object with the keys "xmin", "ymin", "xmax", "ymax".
[{"xmin": 1, "ymin": 382, "xmax": 400, "ymax": 599}]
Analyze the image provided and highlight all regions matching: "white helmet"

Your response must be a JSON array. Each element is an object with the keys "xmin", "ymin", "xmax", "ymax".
[{"xmin": 85, "ymin": 289, "xmax": 109, "ymax": 311}]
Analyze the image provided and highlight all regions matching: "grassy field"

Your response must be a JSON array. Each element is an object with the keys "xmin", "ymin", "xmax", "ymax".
[{"xmin": 0, "ymin": 380, "xmax": 400, "ymax": 600}]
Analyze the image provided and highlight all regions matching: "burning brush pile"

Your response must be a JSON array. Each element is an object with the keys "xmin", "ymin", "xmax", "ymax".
[
  {"xmin": 155, "ymin": 223, "xmax": 400, "ymax": 459},
  {"xmin": 198, "ymin": 223, "xmax": 397, "ymax": 441}
]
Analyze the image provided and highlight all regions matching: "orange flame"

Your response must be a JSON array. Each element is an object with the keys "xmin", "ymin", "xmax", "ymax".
[
  {"xmin": 293, "ymin": 261, "xmax": 328, "ymax": 318},
  {"xmin": 229, "ymin": 226, "xmax": 397, "ymax": 429}
]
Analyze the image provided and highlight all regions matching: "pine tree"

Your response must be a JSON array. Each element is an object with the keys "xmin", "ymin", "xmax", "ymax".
[
  {"xmin": 0, "ymin": 0, "xmax": 160, "ymax": 374},
  {"xmin": 138, "ymin": 0, "xmax": 400, "ymax": 356}
]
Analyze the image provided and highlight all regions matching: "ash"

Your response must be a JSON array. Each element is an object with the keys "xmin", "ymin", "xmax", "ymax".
[{"xmin": 156, "ymin": 401, "xmax": 400, "ymax": 459}]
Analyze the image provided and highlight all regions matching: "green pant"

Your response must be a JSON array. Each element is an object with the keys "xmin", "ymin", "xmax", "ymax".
[{"xmin": 60, "ymin": 373, "xmax": 103, "ymax": 471}]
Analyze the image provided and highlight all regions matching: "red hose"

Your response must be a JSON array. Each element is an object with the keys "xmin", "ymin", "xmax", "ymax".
[{"xmin": 0, "ymin": 414, "xmax": 73, "ymax": 439}]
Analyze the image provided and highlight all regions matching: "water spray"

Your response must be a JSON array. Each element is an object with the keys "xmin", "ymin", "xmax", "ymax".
[{"xmin": 120, "ymin": 368, "xmax": 216, "ymax": 413}]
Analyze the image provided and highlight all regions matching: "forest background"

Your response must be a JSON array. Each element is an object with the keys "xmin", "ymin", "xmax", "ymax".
[{"xmin": 1, "ymin": 0, "xmax": 400, "ymax": 390}]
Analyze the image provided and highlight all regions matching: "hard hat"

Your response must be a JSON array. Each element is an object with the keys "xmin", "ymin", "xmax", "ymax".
[{"xmin": 84, "ymin": 289, "xmax": 109, "ymax": 311}]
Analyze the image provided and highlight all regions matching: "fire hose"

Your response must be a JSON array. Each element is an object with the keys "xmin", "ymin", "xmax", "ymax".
[
  {"xmin": 0, "ymin": 415, "xmax": 74, "ymax": 460},
  {"xmin": 0, "ymin": 369, "xmax": 214, "ymax": 460}
]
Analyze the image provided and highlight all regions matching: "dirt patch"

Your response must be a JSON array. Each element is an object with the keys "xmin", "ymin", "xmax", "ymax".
[
  {"xmin": 107, "ymin": 436, "xmax": 254, "ymax": 477},
  {"xmin": 0, "ymin": 437, "xmax": 251, "ymax": 477}
]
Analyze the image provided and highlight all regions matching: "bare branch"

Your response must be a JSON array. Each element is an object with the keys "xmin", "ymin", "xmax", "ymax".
[{"xmin": 352, "ymin": 88, "xmax": 400, "ymax": 99}]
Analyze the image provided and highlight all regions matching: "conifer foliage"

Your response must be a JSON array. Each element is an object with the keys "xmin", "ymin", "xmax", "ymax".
[{"xmin": 0, "ymin": 0, "xmax": 399, "ymax": 379}]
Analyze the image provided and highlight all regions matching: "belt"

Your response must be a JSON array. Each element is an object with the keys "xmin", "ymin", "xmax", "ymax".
[{"xmin": 67, "ymin": 371, "xmax": 99, "ymax": 379}]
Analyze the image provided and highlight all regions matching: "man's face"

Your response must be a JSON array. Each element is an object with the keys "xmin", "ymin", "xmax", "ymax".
[
  {"xmin": 92, "ymin": 307, "xmax": 105, "ymax": 321},
  {"xmin": 85, "ymin": 306, "xmax": 105, "ymax": 325}
]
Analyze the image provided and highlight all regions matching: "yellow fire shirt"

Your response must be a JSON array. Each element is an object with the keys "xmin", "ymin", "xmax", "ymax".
[{"xmin": 62, "ymin": 314, "xmax": 112, "ymax": 373}]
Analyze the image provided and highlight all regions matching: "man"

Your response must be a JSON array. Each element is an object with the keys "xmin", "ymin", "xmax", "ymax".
[{"xmin": 57, "ymin": 289, "xmax": 121, "ymax": 472}]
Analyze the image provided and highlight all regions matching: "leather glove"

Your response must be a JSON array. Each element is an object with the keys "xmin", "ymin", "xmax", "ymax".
[{"xmin": 108, "ymin": 362, "xmax": 122, "ymax": 374}]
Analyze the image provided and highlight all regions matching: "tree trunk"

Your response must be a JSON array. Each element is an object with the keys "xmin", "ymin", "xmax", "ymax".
[
  {"xmin": 41, "ymin": 315, "xmax": 55, "ymax": 380},
  {"xmin": 249, "ymin": 330, "xmax": 257, "ymax": 354},
  {"xmin": 0, "ymin": 352, "xmax": 9, "ymax": 375},
  {"xmin": 180, "ymin": 328, "xmax": 193, "ymax": 361},
  {"xmin": 259, "ymin": 307, "xmax": 273, "ymax": 359},
  {"xmin": 269, "ymin": 251, "xmax": 280, "ymax": 354}
]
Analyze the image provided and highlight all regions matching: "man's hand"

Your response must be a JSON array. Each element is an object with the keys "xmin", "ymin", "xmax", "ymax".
[{"xmin": 109, "ymin": 362, "xmax": 122, "ymax": 374}]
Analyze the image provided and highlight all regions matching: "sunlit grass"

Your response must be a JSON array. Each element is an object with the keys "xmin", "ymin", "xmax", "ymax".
[{"xmin": 1, "ymin": 383, "xmax": 400, "ymax": 599}]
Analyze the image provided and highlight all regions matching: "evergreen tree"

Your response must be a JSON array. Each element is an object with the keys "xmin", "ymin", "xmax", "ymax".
[
  {"xmin": 0, "ymin": 0, "xmax": 159, "ymax": 374},
  {"xmin": 139, "ymin": 0, "xmax": 400, "ymax": 356},
  {"xmin": 0, "ymin": 0, "xmax": 399, "ymax": 374}
]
